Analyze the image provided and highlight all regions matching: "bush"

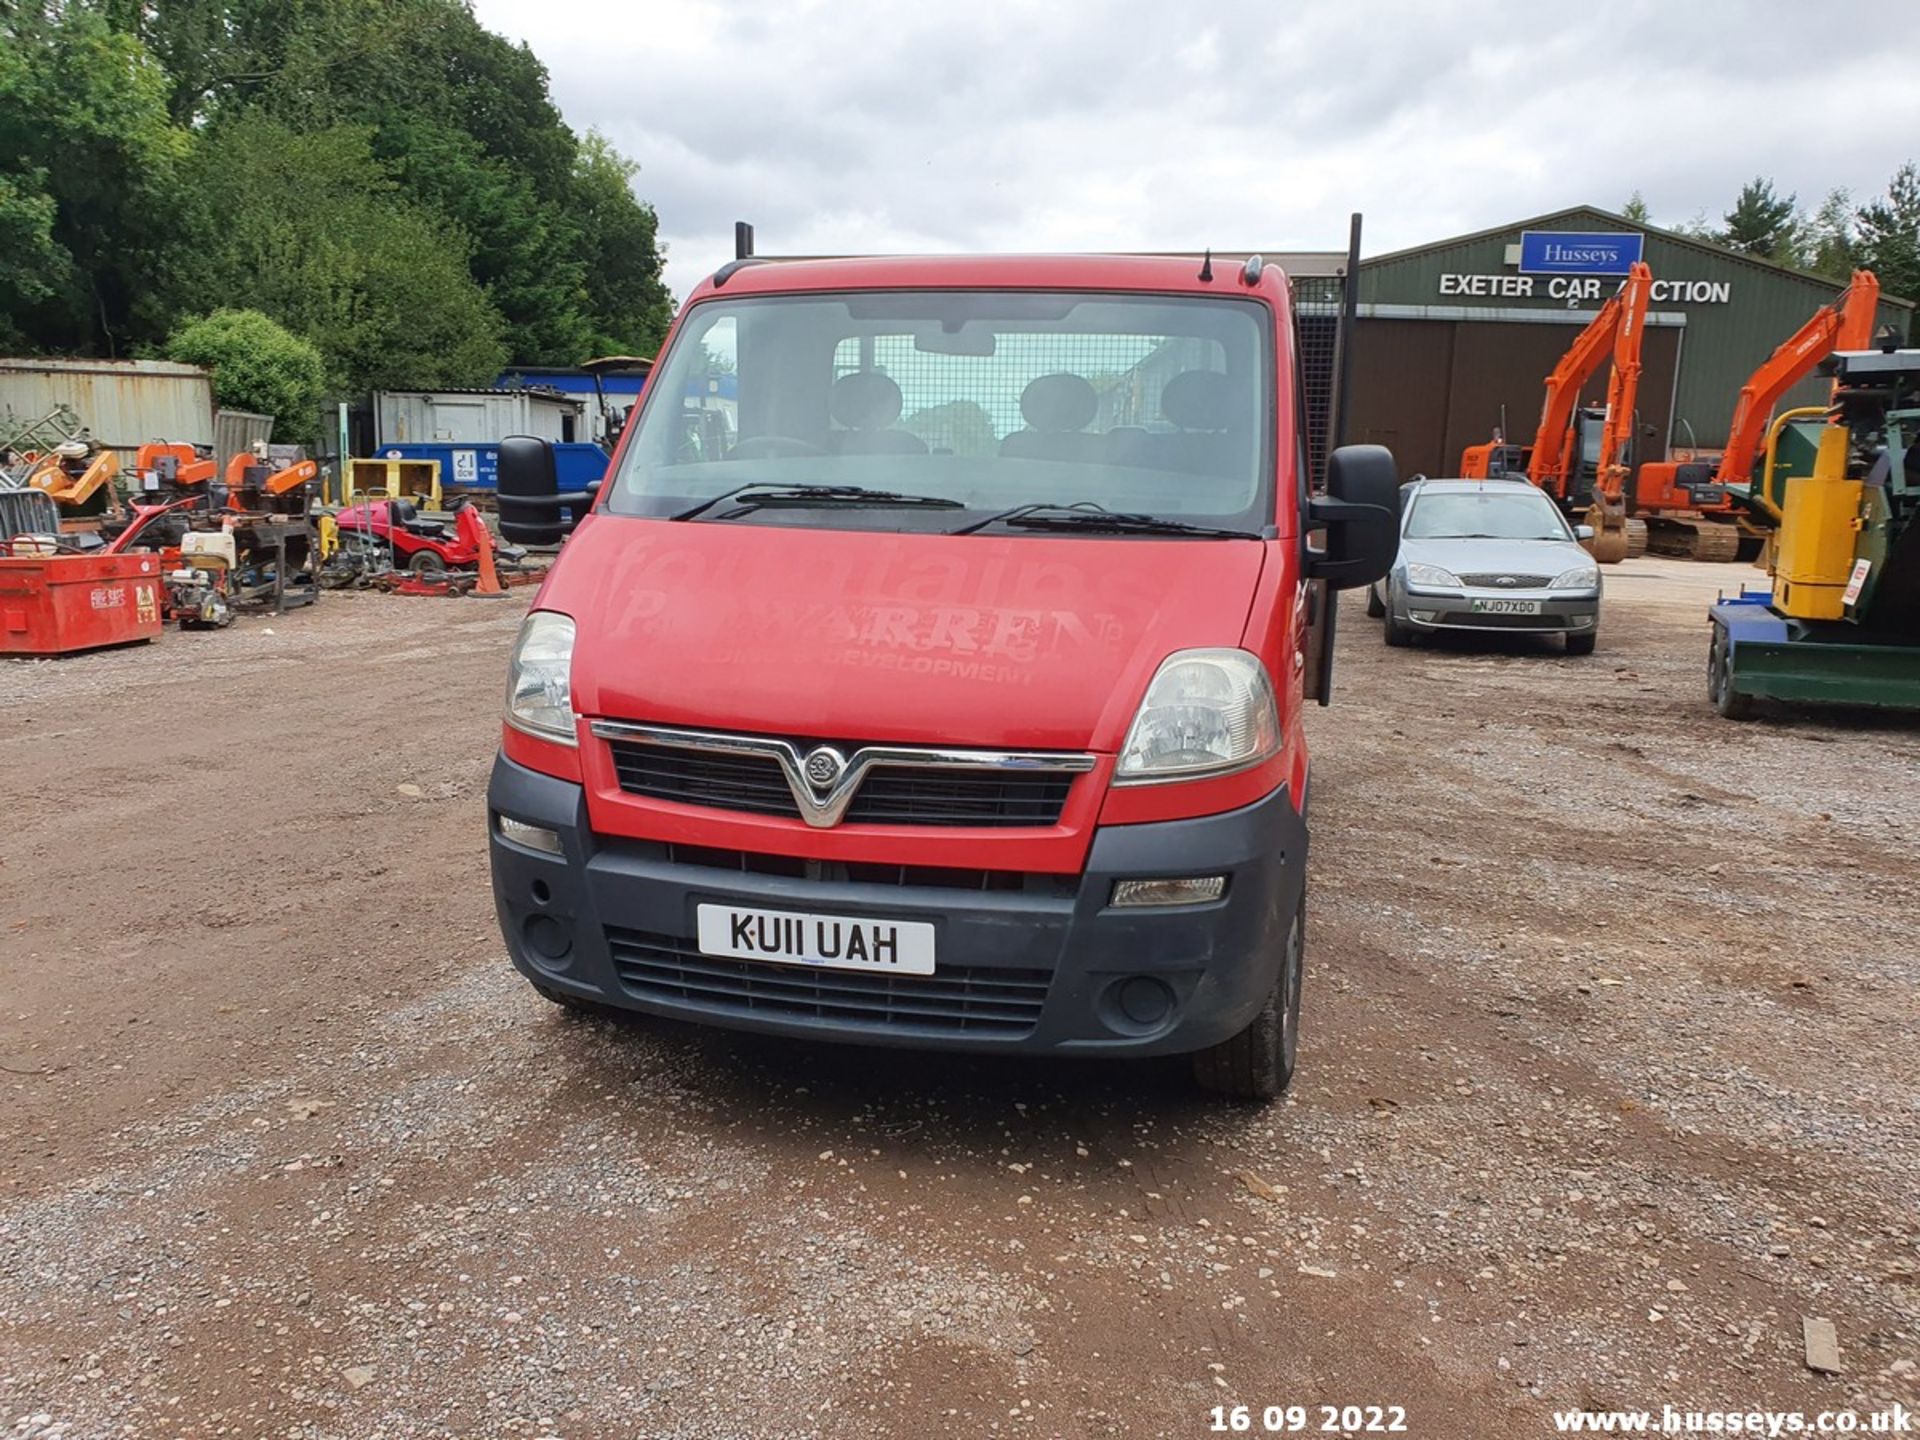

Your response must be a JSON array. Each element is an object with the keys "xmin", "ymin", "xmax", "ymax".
[{"xmin": 164, "ymin": 309, "xmax": 327, "ymax": 445}]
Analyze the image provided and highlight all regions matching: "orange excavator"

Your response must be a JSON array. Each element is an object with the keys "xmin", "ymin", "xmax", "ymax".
[
  {"xmin": 1461, "ymin": 261, "xmax": 1652, "ymax": 564},
  {"xmin": 1634, "ymin": 269, "xmax": 1880, "ymax": 561}
]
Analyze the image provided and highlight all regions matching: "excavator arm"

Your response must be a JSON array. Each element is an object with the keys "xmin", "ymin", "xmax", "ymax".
[
  {"xmin": 1529, "ymin": 262, "xmax": 1654, "ymax": 503},
  {"xmin": 1714, "ymin": 270, "xmax": 1880, "ymax": 487},
  {"xmin": 1583, "ymin": 263, "xmax": 1653, "ymax": 562}
]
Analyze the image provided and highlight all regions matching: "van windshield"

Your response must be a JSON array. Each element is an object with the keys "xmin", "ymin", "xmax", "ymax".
[{"xmin": 605, "ymin": 290, "xmax": 1274, "ymax": 535}]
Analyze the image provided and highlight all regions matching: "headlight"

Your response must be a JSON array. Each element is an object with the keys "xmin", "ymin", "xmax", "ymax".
[
  {"xmin": 1549, "ymin": 564, "xmax": 1600, "ymax": 590},
  {"xmin": 505, "ymin": 611, "xmax": 578, "ymax": 745},
  {"xmin": 1116, "ymin": 648, "xmax": 1280, "ymax": 784},
  {"xmin": 1404, "ymin": 562, "xmax": 1462, "ymax": 589}
]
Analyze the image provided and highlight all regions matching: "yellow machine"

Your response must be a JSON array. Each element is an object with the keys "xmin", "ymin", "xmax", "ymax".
[
  {"xmin": 1707, "ymin": 346, "xmax": 1920, "ymax": 716},
  {"xmin": 1770, "ymin": 423, "xmax": 1860, "ymax": 621}
]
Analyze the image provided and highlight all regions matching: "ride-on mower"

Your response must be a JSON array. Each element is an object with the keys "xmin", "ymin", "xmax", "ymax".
[{"xmin": 332, "ymin": 499, "xmax": 517, "ymax": 574}]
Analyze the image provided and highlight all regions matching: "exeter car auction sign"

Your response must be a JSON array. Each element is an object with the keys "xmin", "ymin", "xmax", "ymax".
[{"xmin": 1518, "ymin": 230, "xmax": 1645, "ymax": 276}]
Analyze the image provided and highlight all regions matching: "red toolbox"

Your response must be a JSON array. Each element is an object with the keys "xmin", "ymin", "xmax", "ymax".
[{"xmin": 0, "ymin": 550, "xmax": 165, "ymax": 656}]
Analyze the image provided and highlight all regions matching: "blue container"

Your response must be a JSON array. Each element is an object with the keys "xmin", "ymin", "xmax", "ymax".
[{"xmin": 373, "ymin": 441, "xmax": 611, "ymax": 494}]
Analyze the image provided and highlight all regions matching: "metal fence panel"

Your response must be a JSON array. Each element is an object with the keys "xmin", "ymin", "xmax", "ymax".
[
  {"xmin": 0, "ymin": 359, "xmax": 214, "ymax": 450},
  {"xmin": 213, "ymin": 409, "xmax": 273, "ymax": 458},
  {"xmin": 0, "ymin": 488, "xmax": 62, "ymax": 537}
]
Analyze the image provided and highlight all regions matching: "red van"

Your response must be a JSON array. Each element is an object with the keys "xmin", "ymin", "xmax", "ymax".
[{"xmin": 487, "ymin": 252, "xmax": 1398, "ymax": 1099}]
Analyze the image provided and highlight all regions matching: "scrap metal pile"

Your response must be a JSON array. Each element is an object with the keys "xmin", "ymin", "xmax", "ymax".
[{"xmin": 3, "ymin": 409, "xmax": 538, "ymax": 656}]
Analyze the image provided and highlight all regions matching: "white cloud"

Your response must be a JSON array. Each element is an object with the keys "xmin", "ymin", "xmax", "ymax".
[{"xmin": 472, "ymin": 0, "xmax": 1920, "ymax": 305}]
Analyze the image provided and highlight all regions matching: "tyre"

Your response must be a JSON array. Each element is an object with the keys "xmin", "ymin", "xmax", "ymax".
[
  {"xmin": 1707, "ymin": 623, "xmax": 1754, "ymax": 719},
  {"xmin": 1565, "ymin": 631, "xmax": 1597, "ymax": 656},
  {"xmin": 408, "ymin": 549, "xmax": 448, "ymax": 575},
  {"xmin": 1383, "ymin": 605, "xmax": 1413, "ymax": 647},
  {"xmin": 1193, "ymin": 896, "xmax": 1304, "ymax": 1102},
  {"xmin": 1364, "ymin": 585, "xmax": 1385, "ymax": 618}
]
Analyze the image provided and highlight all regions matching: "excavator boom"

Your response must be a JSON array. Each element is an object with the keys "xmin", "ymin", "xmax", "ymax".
[
  {"xmin": 1529, "ymin": 262, "xmax": 1653, "ymax": 502},
  {"xmin": 1714, "ymin": 270, "xmax": 1879, "ymax": 487},
  {"xmin": 1634, "ymin": 271, "xmax": 1880, "ymax": 562}
]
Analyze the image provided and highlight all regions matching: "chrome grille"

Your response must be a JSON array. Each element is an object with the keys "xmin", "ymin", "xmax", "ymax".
[
  {"xmin": 1457, "ymin": 572, "xmax": 1552, "ymax": 588},
  {"xmin": 605, "ymin": 927, "xmax": 1050, "ymax": 1036}
]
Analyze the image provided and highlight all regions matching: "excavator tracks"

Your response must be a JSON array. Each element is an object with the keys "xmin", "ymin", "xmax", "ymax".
[{"xmin": 1647, "ymin": 518, "xmax": 1743, "ymax": 562}]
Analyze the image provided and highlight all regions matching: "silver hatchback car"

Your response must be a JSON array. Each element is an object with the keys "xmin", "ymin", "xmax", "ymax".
[{"xmin": 1367, "ymin": 478, "xmax": 1602, "ymax": 654}]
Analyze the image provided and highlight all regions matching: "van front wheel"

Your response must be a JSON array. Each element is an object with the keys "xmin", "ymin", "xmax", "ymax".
[{"xmin": 1193, "ymin": 897, "xmax": 1303, "ymax": 1102}]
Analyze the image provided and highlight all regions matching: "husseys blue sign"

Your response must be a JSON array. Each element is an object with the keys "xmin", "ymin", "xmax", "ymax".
[{"xmin": 1519, "ymin": 231, "xmax": 1644, "ymax": 276}]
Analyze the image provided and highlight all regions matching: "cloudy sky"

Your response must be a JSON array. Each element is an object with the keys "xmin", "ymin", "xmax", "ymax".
[{"xmin": 472, "ymin": 0, "xmax": 1920, "ymax": 304}]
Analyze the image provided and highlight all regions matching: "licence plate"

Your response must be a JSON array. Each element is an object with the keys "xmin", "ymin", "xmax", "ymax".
[
  {"xmin": 695, "ymin": 904, "xmax": 935, "ymax": 976},
  {"xmin": 1469, "ymin": 597, "xmax": 1543, "ymax": 615}
]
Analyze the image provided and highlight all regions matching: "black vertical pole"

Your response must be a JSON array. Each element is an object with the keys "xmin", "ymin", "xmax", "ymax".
[
  {"xmin": 734, "ymin": 221, "xmax": 755, "ymax": 260},
  {"xmin": 1333, "ymin": 212, "xmax": 1362, "ymax": 449}
]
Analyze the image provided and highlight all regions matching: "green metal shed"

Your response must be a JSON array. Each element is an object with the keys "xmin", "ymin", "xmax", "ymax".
[{"xmin": 1349, "ymin": 205, "xmax": 1913, "ymax": 479}]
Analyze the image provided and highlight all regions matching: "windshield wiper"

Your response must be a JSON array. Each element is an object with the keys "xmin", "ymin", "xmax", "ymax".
[
  {"xmin": 672, "ymin": 483, "xmax": 964, "ymax": 522},
  {"xmin": 950, "ymin": 502, "xmax": 1257, "ymax": 539}
]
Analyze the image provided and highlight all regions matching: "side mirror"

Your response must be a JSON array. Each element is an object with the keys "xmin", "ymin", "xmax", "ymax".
[
  {"xmin": 498, "ymin": 434, "xmax": 600, "ymax": 546},
  {"xmin": 1574, "ymin": 523, "xmax": 1595, "ymax": 541},
  {"xmin": 1307, "ymin": 445, "xmax": 1400, "ymax": 590}
]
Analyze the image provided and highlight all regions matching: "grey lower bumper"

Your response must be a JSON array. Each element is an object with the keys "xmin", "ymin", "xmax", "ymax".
[{"xmin": 486, "ymin": 755, "xmax": 1307, "ymax": 1057}]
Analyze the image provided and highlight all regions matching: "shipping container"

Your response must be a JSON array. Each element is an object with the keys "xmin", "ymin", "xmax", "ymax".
[
  {"xmin": 0, "ymin": 358, "xmax": 215, "ymax": 450},
  {"xmin": 373, "ymin": 388, "xmax": 586, "ymax": 447},
  {"xmin": 373, "ymin": 440, "xmax": 610, "ymax": 494}
]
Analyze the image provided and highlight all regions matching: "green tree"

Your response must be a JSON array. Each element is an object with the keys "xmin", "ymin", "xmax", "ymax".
[
  {"xmin": 5, "ymin": 0, "xmax": 673, "ymax": 375},
  {"xmin": 571, "ymin": 133, "xmax": 674, "ymax": 356},
  {"xmin": 373, "ymin": 115, "xmax": 595, "ymax": 364},
  {"xmin": 1620, "ymin": 191, "xmax": 1652, "ymax": 225},
  {"xmin": 208, "ymin": 0, "xmax": 668, "ymax": 364},
  {"xmin": 1670, "ymin": 208, "xmax": 1720, "ymax": 243},
  {"xmin": 1722, "ymin": 177, "xmax": 1800, "ymax": 262},
  {"xmin": 0, "ymin": 4, "xmax": 189, "ymax": 353},
  {"xmin": 164, "ymin": 308, "xmax": 328, "ymax": 443},
  {"xmin": 0, "ymin": 174, "xmax": 66, "ymax": 347},
  {"xmin": 98, "ymin": 0, "xmax": 447, "ymax": 126},
  {"xmin": 1857, "ymin": 161, "xmax": 1920, "ymax": 306},
  {"xmin": 1806, "ymin": 188, "xmax": 1857, "ymax": 281},
  {"xmin": 164, "ymin": 115, "xmax": 509, "ymax": 392}
]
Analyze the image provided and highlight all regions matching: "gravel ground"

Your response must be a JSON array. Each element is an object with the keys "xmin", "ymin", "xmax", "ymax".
[{"xmin": 0, "ymin": 561, "xmax": 1915, "ymax": 1439}]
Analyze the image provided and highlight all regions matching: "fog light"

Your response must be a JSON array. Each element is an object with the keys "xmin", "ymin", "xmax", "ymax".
[
  {"xmin": 496, "ymin": 814, "xmax": 563, "ymax": 855},
  {"xmin": 1410, "ymin": 609, "xmax": 1438, "ymax": 623},
  {"xmin": 1569, "ymin": 614, "xmax": 1596, "ymax": 628},
  {"xmin": 1116, "ymin": 975, "xmax": 1175, "ymax": 1026},
  {"xmin": 523, "ymin": 912, "xmax": 571, "ymax": 961},
  {"xmin": 1111, "ymin": 876, "xmax": 1226, "ymax": 908}
]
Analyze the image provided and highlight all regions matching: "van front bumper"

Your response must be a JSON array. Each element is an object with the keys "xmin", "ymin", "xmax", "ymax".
[{"xmin": 487, "ymin": 755, "xmax": 1307, "ymax": 1057}]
